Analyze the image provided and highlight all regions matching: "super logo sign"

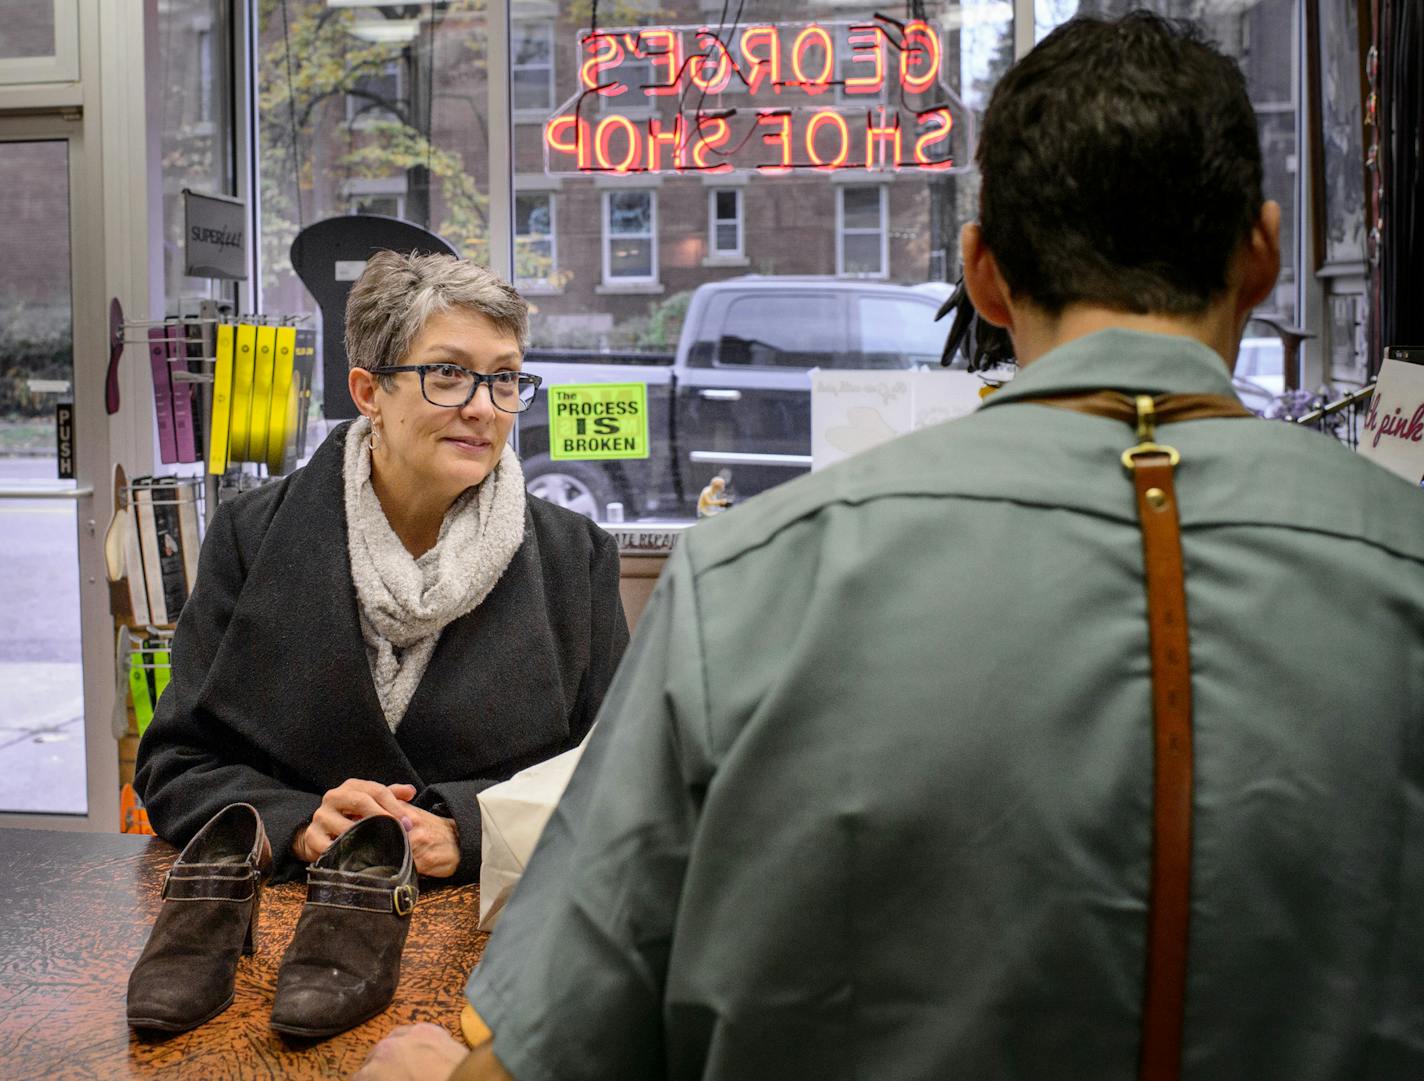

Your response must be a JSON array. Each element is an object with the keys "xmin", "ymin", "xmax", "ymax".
[{"xmin": 543, "ymin": 19, "xmax": 972, "ymax": 176}]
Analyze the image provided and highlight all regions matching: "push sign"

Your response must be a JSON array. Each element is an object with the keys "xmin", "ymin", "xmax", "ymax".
[{"xmin": 547, "ymin": 383, "xmax": 649, "ymax": 460}]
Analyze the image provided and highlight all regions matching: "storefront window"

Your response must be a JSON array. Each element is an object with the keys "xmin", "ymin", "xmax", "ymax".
[
  {"xmin": 157, "ymin": 0, "xmax": 235, "ymax": 311},
  {"xmin": 512, "ymin": 0, "xmax": 1011, "ymax": 522},
  {"xmin": 1035, "ymin": 0, "xmax": 1299, "ymax": 328},
  {"xmin": 255, "ymin": 0, "xmax": 491, "ymax": 415},
  {"xmin": 250, "ymin": 0, "xmax": 1301, "ymax": 521}
]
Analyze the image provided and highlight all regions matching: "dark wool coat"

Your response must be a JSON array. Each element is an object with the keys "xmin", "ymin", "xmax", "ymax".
[{"xmin": 134, "ymin": 422, "xmax": 629, "ymax": 883}]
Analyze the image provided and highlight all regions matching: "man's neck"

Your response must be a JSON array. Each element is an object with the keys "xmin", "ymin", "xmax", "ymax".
[{"xmin": 1009, "ymin": 304, "xmax": 1243, "ymax": 372}]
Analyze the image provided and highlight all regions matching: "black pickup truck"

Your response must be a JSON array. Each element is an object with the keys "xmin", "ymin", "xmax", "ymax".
[{"xmin": 518, "ymin": 276, "xmax": 956, "ymax": 520}]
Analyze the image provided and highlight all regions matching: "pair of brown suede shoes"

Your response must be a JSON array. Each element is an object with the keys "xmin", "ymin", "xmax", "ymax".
[{"xmin": 126, "ymin": 802, "xmax": 419, "ymax": 1039}]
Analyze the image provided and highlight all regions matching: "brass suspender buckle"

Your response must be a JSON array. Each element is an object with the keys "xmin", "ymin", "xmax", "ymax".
[{"xmin": 1121, "ymin": 393, "xmax": 1181, "ymax": 472}]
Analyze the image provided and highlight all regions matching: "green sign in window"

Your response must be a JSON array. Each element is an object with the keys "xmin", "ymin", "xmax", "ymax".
[{"xmin": 547, "ymin": 383, "xmax": 650, "ymax": 460}]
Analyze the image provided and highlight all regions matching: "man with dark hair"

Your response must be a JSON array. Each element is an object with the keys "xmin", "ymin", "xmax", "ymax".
[{"xmin": 360, "ymin": 12, "xmax": 1424, "ymax": 1081}]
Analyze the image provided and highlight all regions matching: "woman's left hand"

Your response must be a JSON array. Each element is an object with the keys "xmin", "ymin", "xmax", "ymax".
[{"xmin": 395, "ymin": 802, "xmax": 460, "ymax": 878}]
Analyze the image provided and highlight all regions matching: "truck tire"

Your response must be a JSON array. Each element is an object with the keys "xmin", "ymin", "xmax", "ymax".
[{"xmin": 523, "ymin": 454, "xmax": 617, "ymax": 521}]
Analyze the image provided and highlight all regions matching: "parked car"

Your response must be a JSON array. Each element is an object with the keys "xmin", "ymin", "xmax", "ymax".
[
  {"xmin": 518, "ymin": 276, "xmax": 958, "ymax": 519},
  {"xmin": 1233, "ymin": 333, "xmax": 1287, "ymax": 414}
]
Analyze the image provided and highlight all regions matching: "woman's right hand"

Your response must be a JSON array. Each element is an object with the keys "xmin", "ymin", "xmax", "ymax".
[{"xmin": 293, "ymin": 778, "xmax": 419, "ymax": 863}]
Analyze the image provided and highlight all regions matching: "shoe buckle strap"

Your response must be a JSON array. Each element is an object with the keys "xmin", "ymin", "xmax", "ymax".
[
  {"xmin": 161, "ymin": 864, "xmax": 258, "ymax": 902},
  {"xmin": 307, "ymin": 870, "xmax": 416, "ymax": 917}
]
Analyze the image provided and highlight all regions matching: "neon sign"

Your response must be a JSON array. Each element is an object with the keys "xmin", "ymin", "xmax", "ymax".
[{"xmin": 542, "ymin": 19, "xmax": 973, "ymax": 177}]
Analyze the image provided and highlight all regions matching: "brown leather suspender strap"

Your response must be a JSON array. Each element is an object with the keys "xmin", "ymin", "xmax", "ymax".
[{"xmin": 1019, "ymin": 390, "xmax": 1253, "ymax": 1081}]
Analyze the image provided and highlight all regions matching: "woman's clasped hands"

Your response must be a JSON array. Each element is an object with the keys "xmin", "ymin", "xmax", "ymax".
[{"xmin": 293, "ymin": 778, "xmax": 460, "ymax": 878}]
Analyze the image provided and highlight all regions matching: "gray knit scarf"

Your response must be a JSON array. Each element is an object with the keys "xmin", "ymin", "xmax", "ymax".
[{"xmin": 342, "ymin": 417, "xmax": 526, "ymax": 730}]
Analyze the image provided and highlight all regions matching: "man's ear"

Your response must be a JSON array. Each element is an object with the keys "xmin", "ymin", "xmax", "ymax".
[
  {"xmin": 1237, "ymin": 199, "xmax": 1282, "ymax": 316},
  {"xmin": 348, "ymin": 366, "xmax": 380, "ymax": 421},
  {"xmin": 960, "ymin": 222, "xmax": 1014, "ymax": 330}
]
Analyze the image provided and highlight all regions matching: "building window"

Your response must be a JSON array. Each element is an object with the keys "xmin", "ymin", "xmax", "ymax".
[
  {"xmin": 601, "ymin": 54, "xmax": 656, "ymax": 117},
  {"xmin": 512, "ymin": 21, "xmax": 555, "ymax": 114},
  {"xmin": 346, "ymin": 61, "xmax": 404, "ymax": 128},
  {"xmin": 708, "ymin": 188, "xmax": 743, "ymax": 259},
  {"xmin": 515, "ymin": 192, "xmax": 557, "ymax": 285},
  {"xmin": 349, "ymin": 193, "xmax": 403, "ymax": 217},
  {"xmin": 344, "ymin": 176, "xmax": 408, "ymax": 219},
  {"xmin": 603, "ymin": 190, "xmax": 657, "ymax": 283},
  {"xmin": 838, "ymin": 185, "xmax": 888, "ymax": 277}
]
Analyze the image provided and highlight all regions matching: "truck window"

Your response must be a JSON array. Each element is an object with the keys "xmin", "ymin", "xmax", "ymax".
[
  {"xmin": 717, "ymin": 294, "xmax": 848, "ymax": 368},
  {"xmin": 856, "ymin": 297, "xmax": 945, "ymax": 368}
]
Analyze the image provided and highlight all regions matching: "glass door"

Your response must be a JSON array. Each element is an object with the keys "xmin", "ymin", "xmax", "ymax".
[{"xmin": 0, "ymin": 134, "xmax": 88, "ymax": 815}]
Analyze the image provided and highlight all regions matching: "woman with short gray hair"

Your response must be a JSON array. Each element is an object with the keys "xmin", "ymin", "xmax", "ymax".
[{"xmin": 135, "ymin": 251, "xmax": 629, "ymax": 886}]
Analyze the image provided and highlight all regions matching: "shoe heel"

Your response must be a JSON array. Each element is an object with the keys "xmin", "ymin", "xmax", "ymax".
[{"xmin": 243, "ymin": 880, "xmax": 261, "ymax": 956}]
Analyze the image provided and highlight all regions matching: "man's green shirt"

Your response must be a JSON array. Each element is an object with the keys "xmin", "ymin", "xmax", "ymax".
[{"xmin": 470, "ymin": 329, "xmax": 1424, "ymax": 1080}]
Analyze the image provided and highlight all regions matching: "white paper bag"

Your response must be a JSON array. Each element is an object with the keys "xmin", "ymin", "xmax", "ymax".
[{"xmin": 476, "ymin": 739, "xmax": 588, "ymax": 931}]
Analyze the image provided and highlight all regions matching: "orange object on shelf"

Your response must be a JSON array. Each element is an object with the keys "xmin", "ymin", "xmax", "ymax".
[{"xmin": 120, "ymin": 783, "xmax": 154, "ymax": 835}]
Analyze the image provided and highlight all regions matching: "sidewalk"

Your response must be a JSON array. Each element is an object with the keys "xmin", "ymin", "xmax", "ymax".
[
  {"xmin": 0, "ymin": 455, "xmax": 87, "ymax": 816},
  {"xmin": 0, "ymin": 662, "xmax": 86, "ymax": 814}
]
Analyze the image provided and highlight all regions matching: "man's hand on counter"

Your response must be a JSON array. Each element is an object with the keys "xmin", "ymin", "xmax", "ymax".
[{"xmin": 353, "ymin": 1023, "xmax": 514, "ymax": 1081}]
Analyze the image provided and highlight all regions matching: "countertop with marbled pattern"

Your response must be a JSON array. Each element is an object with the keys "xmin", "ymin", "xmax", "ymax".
[{"xmin": 0, "ymin": 828, "xmax": 487, "ymax": 1080}]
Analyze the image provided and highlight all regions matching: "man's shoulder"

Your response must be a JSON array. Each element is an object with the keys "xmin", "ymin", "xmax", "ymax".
[
  {"xmin": 684, "ymin": 404, "xmax": 1424, "ymax": 578},
  {"xmin": 683, "ymin": 412, "xmax": 1008, "ymax": 576},
  {"xmin": 1195, "ymin": 414, "xmax": 1424, "ymax": 564}
]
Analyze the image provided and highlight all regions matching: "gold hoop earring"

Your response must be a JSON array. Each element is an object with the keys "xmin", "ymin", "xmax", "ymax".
[{"xmin": 370, "ymin": 425, "xmax": 382, "ymax": 451}]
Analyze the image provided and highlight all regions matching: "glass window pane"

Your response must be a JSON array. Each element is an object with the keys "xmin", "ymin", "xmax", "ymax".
[
  {"xmin": 511, "ymin": 0, "xmax": 1013, "ymax": 521},
  {"xmin": 0, "ymin": 139, "xmax": 87, "ymax": 815},
  {"xmin": 513, "ymin": 69, "xmax": 551, "ymax": 111},
  {"xmin": 842, "ymin": 233, "xmax": 882, "ymax": 275},
  {"xmin": 842, "ymin": 186, "xmax": 882, "ymax": 230},
  {"xmin": 610, "ymin": 238, "xmax": 653, "ymax": 277},
  {"xmin": 157, "ymin": 0, "xmax": 235, "ymax": 311},
  {"xmin": 602, "ymin": 58, "xmax": 656, "ymax": 114},
  {"xmin": 352, "ymin": 194, "xmax": 401, "ymax": 217},
  {"xmin": 859, "ymin": 297, "xmax": 944, "ymax": 364},
  {"xmin": 609, "ymin": 192, "xmax": 652, "ymax": 235},
  {"xmin": 514, "ymin": 24, "xmax": 550, "ymax": 65},
  {"xmin": 516, "ymin": 193, "xmax": 551, "ymax": 236},
  {"xmin": 257, "ymin": 1, "xmax": 490, "ymax": 421},
  {"xmin": 722, "ymin": 295, "xmax": 844, "ymax": 366},
  {"xmin": 0, "ymin": 1, "xmax": 55, "ymax": 59},
  {"xmin": 1034, "ymin": 0, "xmax": 1297, "ymax": 321}
]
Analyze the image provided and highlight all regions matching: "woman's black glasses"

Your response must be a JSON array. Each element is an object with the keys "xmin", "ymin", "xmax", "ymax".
[{"xmin": 368, "ymin": 364, "xmax": 543, "ymax": 414}]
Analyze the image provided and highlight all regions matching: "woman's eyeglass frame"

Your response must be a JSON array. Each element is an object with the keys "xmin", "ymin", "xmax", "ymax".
[{"xmin": 368, "ymin": 364, "xmax": 544, "ymax": 414}]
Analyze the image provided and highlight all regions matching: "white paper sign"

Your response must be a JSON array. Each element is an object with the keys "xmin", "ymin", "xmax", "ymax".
[
  {"xmin": 1358, "ymin": 358, "xmax": 1424, "ymax": 487},
  {"xmin": 811, "ymin": 369, "xmax": 984, "ymax": 470}
]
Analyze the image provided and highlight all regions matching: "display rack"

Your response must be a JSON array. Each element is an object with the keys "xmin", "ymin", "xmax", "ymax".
[
  {"xmin": 1294, "ymin": 382, "xmax": 1378, "ymax": 449},
  {"xmin": 109, "ymin": 304, "xmax": 312, "ymax": 832},
  {"xmin": 118, "ymin": 310, "xmax": 222, "ymax": 527}
]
